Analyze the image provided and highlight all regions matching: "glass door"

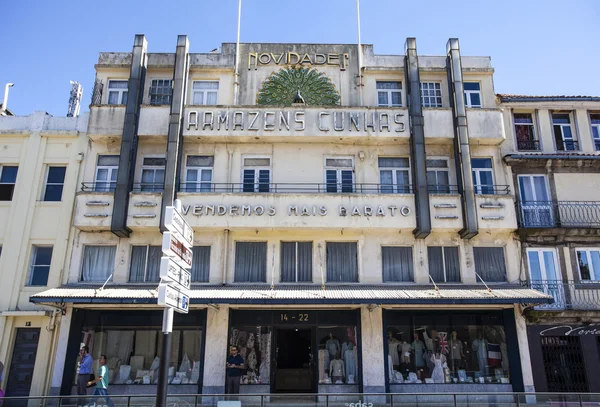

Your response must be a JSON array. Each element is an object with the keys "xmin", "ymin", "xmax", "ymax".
[
  {"xmin": 518, "ymin": 175, "xmax": 554, "ymax": 227},
  {"xmin": 527, "ymin": 248, "xmax": 564, "ymax": 309}
]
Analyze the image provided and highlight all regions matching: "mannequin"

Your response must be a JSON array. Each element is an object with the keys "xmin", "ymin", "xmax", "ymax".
[
  {"xmin": 472, "ymin": 332, "xmax": 489, "ymax": 376},
  {"xmin": 326, "ymin": 333, "xmax": 340, "ymax": 359},
  {"xmin": 342, "ymin": 338, "xmax": 356, "ymax": 382},
  {"xmin": 387, "ymin": 331, "xmax": 401, "ymax": 367},
  {"xmin": 449, "ymin": 331, "xmax": 464, "ymax": 373},
  {"xmin": 400, "ymin": 340, "xmax": 411, "ymax": 365},
  {"xmin": 411, "ymin": 332, "xmax": 426, "ymax": 377},
  {"xmin": 329, "ymin": 353, "xmax": 345, "ymax": 384},
  {"xmin": 430, "ymin": 351, "xmax": 446, "ymax": 383}
]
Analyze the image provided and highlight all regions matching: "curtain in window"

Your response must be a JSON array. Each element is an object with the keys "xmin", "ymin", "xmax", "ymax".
[
  {"xmin": 82, "ymin": 246, "xmax": 116, "ymax": 282},
  {"xmin": 191, "ymin": 246, "xmax": 211, "ymax": 282},
  {"xmin": 147, "ymin": 246, "xmax": 162, "ymax": 282},
  {"xmin": 280, "ymin": 242, "xmax": 313, "ymax": 282},
  {"xmin": 280, "ymin": 242, "xmax": 296, "ymax": 282},
  {"xmin": 134, "ymin": 330, "xmax": 157, "ymax": 369},
  {"xmin": 326, "ymin": 242, "xmax": 358, "ymax": 282},
  {"xmin": 382, "ymin": 247, "xmax": 413, "ymax": 282},
  {"xmin": 105, "ymin": 330, "xmax": 134, "ymax": 365},
  {"xmin": 234, "ymin": 242, "xmax": 267, "ymax": 282},
  {"xmin": 297, "ymin": 242, "xmax": 313, "ymax": 282},
  {"xmin": 444, "ymin": 247, "xmax": 460, "ymax": 282},
  {"xmin": 129, "ymin": 246, "xmax": 147, "ymax": 282},
  {"xmin": 473, "ymin": 247, "xmax": 507, "ymax": 282},
  {"xmin": 182, "ymin": 330, "xmax": 203, "ymax": 363},
  {"xmin": 428, "ymin": 247, "xmax": 444, "ymax": 282}
]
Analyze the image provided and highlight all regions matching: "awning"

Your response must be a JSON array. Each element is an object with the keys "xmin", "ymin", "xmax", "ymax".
[{"xmin": 30, "ymin": 284, "xmax": 553, "ymax": 305}]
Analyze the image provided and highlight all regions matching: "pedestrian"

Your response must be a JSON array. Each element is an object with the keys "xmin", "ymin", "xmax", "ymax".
[
  {"xmin": 87, "ymin": 355, "xmax": 114, "ymax": 407},
  {"xmin": 77, "ymin": 346, "xmax": 93, "ymax": 406},
  {"xmin": 225, "ymin": 346, "xmax": 244, "ymax": 394}
]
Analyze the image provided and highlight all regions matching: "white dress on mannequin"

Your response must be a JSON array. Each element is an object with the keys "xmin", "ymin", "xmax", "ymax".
[{"xmin": 431, "ymin": 354, "xmax": 446, "ymax": 383}]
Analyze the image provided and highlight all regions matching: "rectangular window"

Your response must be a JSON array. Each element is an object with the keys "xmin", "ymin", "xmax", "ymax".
[
  {"xmin": 43, "ymin": 166, "xmax": 66, "ymax": 201},
  {"xmin": 428, "ymin": 247, "xmax": 460, "ymax": 283},
  {"xmin": 191, "ymin": 246, "xmax": 211, "ymax": 282},
  {"xmin": 192, "ymin": 81, "xmax": 219, "ymax": 105},
  {"xmin": 28, "ymin": 246, "xmax": 53, "ymax": 286},
  {"xmin": 0, "ymin": 165, "xmax": 18, "ymax": 201},
  {"xmin": 129, "ymin": 246, "xmax": 162, "ymax": 282},
  {"xmin": 464, "ymin": 82, "xmax": 481, "ymax": 108},
  {"xmin": 376, "ymin": 81, "xmax": 402, "ymax": 107},
  {"xmin": 426, "ymin": 158, "xmax": 450, "ymax": 194},
  {"xmin": 420, "ymin": 82, "xmax": 442, "ymax": 107},
  {"xmin": 326, "ymin": 242, "xmax": 358, "ymax": 282},
  {"xmin": 107, "ymin": 80, "xmax": 128, "ymax": 105},
  {"xmin": 184, "ymin": 155, "xmax": 214, "ymax": 192},
  {"xmin": 81, "ymin": 246, "xmax": 116, "ymax": 282},
  {"xmin": 242, "ymin": 157, "xmax": 271, "ymax": 192},
  {"xmin": 325, "ymin": 157, "xmax": 354, "ymax": 193},
  {"xmin": 234, "ymin": 242, "xmax": 267, "ymax": 282},
  {"xmin": 378, "ymin": 157, "xmax": 410, "ymax": 193},
  {"xmin": 382, "ymin": 246, "xmax": 413, "ymax": 282},
  {"xmin": 471, "ymin": 158, "xmax": 494, "ymax": 194},
  {"xmin": 552, "ymin": 113, "xmax": 577, "ymax": 151},
  {"xmin": 576, "ymin": 248, "xmax": 600, "ymax": 281},
  {"xmin": 140, "ymin": 157, "xmax": 166, "ymax": 192},
  {"xmin": 280, "ymin": 242, "xmax": 313, "ymax": 283},
  {"xmin": 94, "ymin": 155, "xmax": 119, "ymax": 192},
  {"xmin": 590, "ymin": 113, "xmax": 600, "ymax": 151},
  {"xmin": 514, "ymin": 113, "xmax": 539, "ymax": 151},
  {"xmin": 473, "ymin": 247, "xmax": 507, "ymax": 282},
  {"xmin": 149, "ymin": 79, "xmax": 173, "ymax": 105}
]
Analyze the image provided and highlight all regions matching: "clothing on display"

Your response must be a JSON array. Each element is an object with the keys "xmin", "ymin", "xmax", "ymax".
[
  {"xmin": 411, "ymin": 338, "xmax": 426, "ymax": 367},
  {"xmin": 342, "ymin": 341, "xmax": 357, "ymax": 381},
  {"xmin": 388, "ymin": 336, "xmax": 401, "ymax": 366},
  {"xmin": 472, "ymin": 337, "xmax": 489, "ymax": 376},
  {"xmin": 400, "ymin": 342, "xmax": 411, "ymax": 364},
  {"xmin": 430, "ymin": 353, "xmax": 446, "ymax": 383},
  {"xmin": 329, "ymin": 358, "xmax": 345, "ymax": 383},
  {"xmin": 326, "ymin": 335, "xmax": 341, "ymax": 358},
  {"xmin": 318, "ymin": 349, "xmax": 329, "ymax": 383}
]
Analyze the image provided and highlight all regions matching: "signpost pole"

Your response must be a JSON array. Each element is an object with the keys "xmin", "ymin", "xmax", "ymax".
[{"xmin": 156, "ymin": 307, "xmax": 173, "ymax": 407}]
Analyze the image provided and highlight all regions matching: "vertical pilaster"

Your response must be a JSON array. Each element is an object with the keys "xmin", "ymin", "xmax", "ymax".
[
  {"xmin": 405, "ymin": 38, "xmax": 431, "ymax": 238},
  {"xmin": 360, "ymin": 306, "xmax": 385, "ymax": 393},
  {"xmin": 49, "ymin": 308, "xmax": 73, "ymax": 395},
  {"xmin": 512, "ymin": 306, "xmax": 534, "ymax": 392},
  {"xmin": 202, "ymin": 306, "xmax": 229, "ymax": 394},
  {"xmin": 111, "ymin": 34, "xmax": 147, "ymax": 237},
  {"xmin": 446, "ymin": 38, "xmax": 478, "ymax": 239},
  {"xmin": 160, "ymin": 35, "xmax": 190, "ymax": 231}
]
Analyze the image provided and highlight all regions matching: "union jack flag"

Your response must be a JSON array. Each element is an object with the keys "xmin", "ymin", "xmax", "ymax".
[{"xmin": 438, "ymin": 331, "xmax": 449, "ymax": 355}]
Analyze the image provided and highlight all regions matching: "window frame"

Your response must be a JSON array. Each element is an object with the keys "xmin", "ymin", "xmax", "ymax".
[
  {"xmin": 129, "ymin": 245, "xmax": 162, "ymax": 283},
  {"xmin": 381, "ymin": 245, "xmax": 414, "ymax": 283},
  {"xmin": 324, "ymin": 156, "xmax": 355, "ymax": 193},
  {"xmin": 420, "ymin": 82, "xmax": 443, "ymax": 108},
  {"xmin": 191, "ymin": 80, "xmax": 219, "ymax": 105},
  {"xmin": 0, "ymin": 164, "xmax": 19, "ymax": 201},
  {"xmin": 242, "ymin": 156, "xmax": 271, "ymax": 193},
  {"xmin": 471, "ymin": 157, "xmax": 495, "ymax": 195},
  {"xmin": 184, "ymin": 155, "xmax": 214, "ymax": 192},
  {"xmin": 28, "ymin": 245, "xmax": 53, "ymax": 286},
  {"xmin": 139, "ymin": 155, "xmax": 166, "ymax": 192},
  {"xmin": 426, "ymin": 157, "xmax": 451, "ymax": 194},
  {"xmin": 325, "ymin": 241, "xmax": 359, "ymax": 283},
  {"xmin": 473, "ymin": 246, "xmax": 507, "ymax": 283},
  {"xmin": 463, "ymin": 82, "xmax": 482, "ymax": 108},
  {"xmin": 149, "ymin": 78, "xmax": 173, "ymax": 106},
  {"xmin": 427, "ymin": 246, "xmax": 461, "ymax": 283},
  {"xmin": 513, "ymin": 112, "xmax": 539, "ymax": 151},
  {"xmin": 107, "ymin": 79, "xmax": 129, "ymax": 105},
  {"xmin": 378, "ymin": 157, "xmax": 410, "ymax": 194},
  {"xmin": 575, "ymin": 248, "xmax": 600, "ymax": 282},
  {"xmin": 42, "ymin": 165, "xmax": 67, "ymax": 202},
  {"xmin": 589, "ymin": 113, "xmax": 600, "ymax": 151},
  {"xmin": 234, "ymin": 241, "xmax": 268, "ymax": 283},
  {"xmin": 280, "ymin": 241, "xmax": 313, "ymax": 283},
  {"xmin": 80, "ymin": 245, "xmax": 116, "ymax": 283},
  {"xmin": 552, "ymin": 112, "xmax": 577, "ymax": 151},
  {"xmin": 94, "ymin": 155, "xmax": 119, "ymax": 192},
  {"xmin": 376, "ymin": 81, "xmax": 403, "ymax": 107}
]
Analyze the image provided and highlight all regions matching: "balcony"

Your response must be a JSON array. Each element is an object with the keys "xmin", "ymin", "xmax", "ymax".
[
  {"xmin": 476, "ymin": 194, "xmax": 517, "ymax": 231},
  {"xmin": 73, "ymin": 188, "xmax": 114, "ymax": 231},
  {"xmin": 516, "ymin": 201, "xmax": 600, "ymax": 228},
  {"xmin": 466, "ymin": 109, "xmax": 505, "ymax": 145},
  {"xmin": 516, "ymin": 139, "xmax": 541, "ymax": 152},
  {"xmin": 525, "ymin": 280, "xmax": 600, "ymax": 311},
  {"xmin": 178, "ymin": 182, "xmax": 412, "ymax": 194}
]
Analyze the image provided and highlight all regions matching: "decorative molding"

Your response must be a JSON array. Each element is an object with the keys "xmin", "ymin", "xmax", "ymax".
[
  {"xmin": 434, "ymin": 204, "xmax": 457, "ymax": 209},
  {"xmin": 86, "ymin": 201, "xmax": 110, "ymax": 206}
]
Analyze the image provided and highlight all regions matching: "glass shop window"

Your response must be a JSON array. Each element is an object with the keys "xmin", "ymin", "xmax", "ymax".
[
  {"xmin": 228, "ymin": 326, "xmax": 272, "ymax": 384},
  {"xmin": 317, "ymin": 326, "xmax": 360, "ymax": 385}
]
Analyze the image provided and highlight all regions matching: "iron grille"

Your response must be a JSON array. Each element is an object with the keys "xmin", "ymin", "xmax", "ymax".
[{"xmin": 541, "ymin": 335, "xmax": 588, "ymax": 392}]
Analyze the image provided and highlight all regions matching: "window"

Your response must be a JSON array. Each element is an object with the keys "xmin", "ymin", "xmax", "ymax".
[
  {"xmin": 94, "ymin": 155, "xmax": 119, "ymax": 192},
  {"xmin": 280, "ymin": 242, "xmax": 313, "ymax": 283},
  {"xmin": 184, "ymin": 156, "xmax": 213, "ymax": 192},
  {"xmin": 518, "ymin": 175, "xmax": 553, "ymax": 227},
  {"xmin": 552, "ymin": 113, "xmax": 577, "ymax": 151},
  {"xmin": 192, "ymin": 81, "xmax": 218, "ymax": 105},
  {"xmin": 107, "ymin": 80, "xmax": 128, "ymax": 105},
  {"xmin": 325, "ymin": 157, "xmax": 354, "ymax": 193},
  {"xmin": 590, "ymin": 113, "xmax": 600, "ymax": 151},
  {"xmin": 0, "ymin": 165, "xmax": 18, "ymax": 201},
  {"xmin": 382, "ymin": 247, "xmax": 413, "ymax": 282},
  {"xmin": 129, "ymin": 246, "xmax": 162, "ymax": 282},
  {"xmin": 376, "ymin": 81, "xmax": 402, "ymax": 107},
  {"xmin": 473, "ymin": 247, "xmax": 506, "ymax": 283},
  {"xmin": 326, "ymin": 242, "xmax": 358, "ymax": 282},
  {"xmin": 140, "ymin": 157, "xmax": 166, "ymax": 192},
  {"xmin": 28, "ymin": 246, "xmax": 53, "ymax": 286},
  {"xmin": 43, "ymin": 166, "xmax": 66, "ymax": 201},
  {"xmin": 527, "ymin": 249, "xmax": 563, "ymax": 305},
  {"xmin": 81, "ymin": 246, "xmax": 116, "ymax": 282},
  {"xmin": 428, "ymin": 247, "xmax": 460, "ymax": 283},
  {"xmin": 379, "ymin": 157, "xmax": 410, "ymax": 193},
  {"xmin": 426, "ymin": 158, "xmax": 450, "ymax": 194},
  {"xmin": 420, "ymin": 82, "xmax": 442, "ymax": 107},
  {"xmin": 471, "ymin": 158, "xmax": 494, "ymax": 194},
  {"xmin": 242, "ymin": 157, "xmax": 271, "ymax": 193},
  {"xmin": 464, "ymin": 82, "xmax": 481, "ymax": 108},
  {"xmin": 191, "ymin": 246, "xmax": 211, "ymax": 282},
  {"xmin": 576, "ymin": 249, "xmax": 600, "ymax": 281},
  {"xmin": 149, "ymin": 79, "xmax": 173, "ymax": 105},
  {"xmin": 514, "ymin": 113, "xmax": 539, "ymax": 151},
  {"xmin": 234, "ymin": 242, "xmax": 267, "ymax": 282}
]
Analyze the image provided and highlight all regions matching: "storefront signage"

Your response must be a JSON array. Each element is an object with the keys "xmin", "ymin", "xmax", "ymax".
[
  {"xmin": 278, "ymin": 311, "xmax": 314, "ymax": 324},
  {"xmin": 540, "ymin": 325, "xmax": 600, "ymax": 336},
  {"xmin": 180, "ymin": 204, "xmax": 411, "ymax": 218},
  {"xmin": 248, "ymin": 51, "xmax": 349, "ymax": 70},
  {"xmin": 160, "ymin": 257, "xmax": 191, "ymax": 291},
  {"xmin": 158, "ymin": 283, "xmax": 189, "ymax": 314},
  {"xmin": 164, "ymin": 206, "xmax": 193, "ymax": 248},
  {"xmin": 186, "ymin": 109, "xmax": 406, "ymax": 133},
  {"xmin": 162, "ymin": 232, "xmax": 193, "ymax": 269}
]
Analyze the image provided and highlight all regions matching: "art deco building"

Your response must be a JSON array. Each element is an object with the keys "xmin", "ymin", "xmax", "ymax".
[{"xmin": 31, "ymin": 35, "xmax": 552, "ymax": 398}]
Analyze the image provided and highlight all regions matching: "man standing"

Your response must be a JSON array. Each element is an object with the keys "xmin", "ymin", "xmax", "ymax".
[
  {"xmin": 77, "ymin": 346, "xmax": 92, "ymax": 405},
  {"xmin": 225, "ymin": 346, "xmax": 244, "ymax": 394},
  {"xmin": 87, "ymin": 355, "xmax": 114, "ymax": 407}
]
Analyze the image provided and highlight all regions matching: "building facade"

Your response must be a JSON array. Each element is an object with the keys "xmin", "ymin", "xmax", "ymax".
[
  {"xmin": 0, "ymin": 111, "xmax": 89, "ymax": 397},
  {"xmin": 499, "ymin": 94, "xmax": 600, "ymax": 392},
  {"xmin": 30, "ymin": 35, "xmax": 553, "ymax": 397}
]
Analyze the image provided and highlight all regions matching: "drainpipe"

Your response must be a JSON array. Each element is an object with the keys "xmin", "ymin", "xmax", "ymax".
[
  {"xmin": 1, "ymin": 83, "xmax": 14, "ymax": 114},
  {"xmin": 222, "ymin": 229, "xmax": 230, "ymax": 285}
]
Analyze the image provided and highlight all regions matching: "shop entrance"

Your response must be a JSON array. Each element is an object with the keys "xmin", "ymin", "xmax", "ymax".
[{"xmin": 274, "ymin": 328, "xmax": 314, "ymax": 392}]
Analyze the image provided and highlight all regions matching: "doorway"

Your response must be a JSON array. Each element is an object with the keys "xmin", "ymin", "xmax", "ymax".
[
  {"xmin": 5, "ymin": 328, "xmax": 40, "ymax": 398},
  {"xmin": 274, "ymin": 328, "xmax": 314, "ymax": 392}
]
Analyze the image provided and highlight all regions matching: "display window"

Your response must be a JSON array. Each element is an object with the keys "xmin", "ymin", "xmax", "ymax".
[
  {"xmin": 317, "ymin": 326, "xmax": 359, "ymax": 385},
  {"xmin": 228, "ymin": 326, "xmax": 272, "ymax": 384}
]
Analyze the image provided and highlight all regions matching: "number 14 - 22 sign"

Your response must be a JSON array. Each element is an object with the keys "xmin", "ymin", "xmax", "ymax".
[{"xmin": 279, "ymin": 311, "xmax": 313, "ymax": 323}]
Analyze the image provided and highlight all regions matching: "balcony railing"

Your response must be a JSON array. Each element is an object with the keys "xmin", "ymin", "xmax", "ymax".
[
  {"xmin": 517, "ymin": 139, "xmax": 541, "ymax": 151},
  {"xmin": 516, "ymin": 201, "xmax": 600, "ymax": 228},
  {"xmin": 178, "ymin": 182, "xmax": 414, "ymax": 194},
  {"xmin": 81, "ymin": 182, "xmax": 116, "ymax": 192},
  {"xmin": 555, "ymin": 139, "xmax": 579, "ymax": 151},
  {"xmin": 524, "ymin": 279, "xmax": 600, "ymax": 310},
  {"xmin": 428, "ymin": 184, "xmax": 460, "ymax": 194},
  {"xmin": 132, "ymin": 182, "xmax": 164, "ymax": 192},
  {"xmin": 474, "ymin": 184, "xmax": 511, "ymax": 195}
]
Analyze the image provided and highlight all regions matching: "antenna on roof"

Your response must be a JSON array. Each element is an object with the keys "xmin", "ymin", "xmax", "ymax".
[{"xmin": 67, "ymin": 81, "xmax": 83, "ymax": 117}]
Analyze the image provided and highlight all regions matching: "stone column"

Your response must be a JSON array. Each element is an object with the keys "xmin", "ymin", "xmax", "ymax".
[
  {"xmin": 49, "ymin": 308, "xmax": 73, "ymax": 395},
  {"xmin": 360, "ymin": 305, "xmax": 385, "ymax": 394},
  {"xmin": 514, "ymin": 306, "xmax": 535, "ymax": 392},
  {"xmin": 202, "ymin": 305, "xmax": 229, "ymax": 394}
]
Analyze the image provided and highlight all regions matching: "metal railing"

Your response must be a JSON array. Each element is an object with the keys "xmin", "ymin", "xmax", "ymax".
[
  {"xmin": 2, "ymin": 392, "xmax": 600, "ymax": 407},
  {"xmin": 517, "ymin": 139, "xmax": 541, "ymax": 151},
  {"xmin": 474, "ymin": 184, "xmax": 511, "ymax": 195},
  {"xmin": 428, "ymin": 184, "xmax": 460, "ymax": 194},
  {"xmin": 523, "ymin": 279, "xmax": 600, "ymax": 310},
  {"xmin": 132, "ymin": 183, "xmax": 164, "ymax": 192},
  {"xmin": 516, "ymin": 201, "xmax": 600, "ymax": 228},
  {"xmin": 178, "ymin": 182, "xmax": 414, "ymax": 194},
  {"xmin": 555, "ymin": 139, "xmax": 579, "ymax": 151},
  {"xmin": 81, "ymin": 182, "xmax": 116, "ymax": 193}
]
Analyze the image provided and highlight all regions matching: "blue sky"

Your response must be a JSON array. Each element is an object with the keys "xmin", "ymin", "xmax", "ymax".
[{"xmin": 1, "ymin": 0, "xmax": 598, "ymax": 116}]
